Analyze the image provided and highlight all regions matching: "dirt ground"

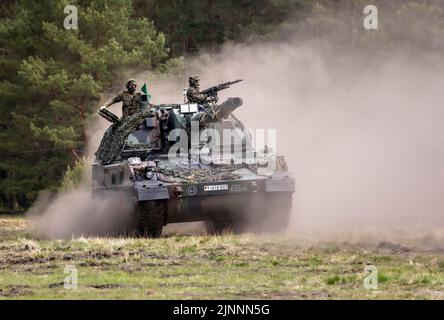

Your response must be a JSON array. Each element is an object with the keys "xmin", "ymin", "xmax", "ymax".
[{"xmin": 0, "ymin": 214, "xmax": 443, "ymax": 299}]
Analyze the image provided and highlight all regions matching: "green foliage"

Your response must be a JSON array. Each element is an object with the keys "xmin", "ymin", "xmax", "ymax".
[
  {"xmin": 133, "ymin": 0, "xmax": 309, "ymax": 55},
  {"xmin": 0, "ymin": 0, "xmax": 168, "ymax": 210},
  {"xmin": 1, "ymin": 0, "xmax": 443, "ymax": 210},
  {"xmin": 60, "ymin": 157, "xmax": 88, "ymax": 191},
  {"xmin": 325, "ymin": 274, "xmax": 357, "ymax": 285},
  {"xmin": 378, "ymin": 273, "xmax": 390, "ymax": 283},
  {"xmin": 325, "ymin": 275, "xmax": 343, "ymax": 285},
  {"xmin": 153, "ymin": 57, "xmax": 185, "ymax": 76}
]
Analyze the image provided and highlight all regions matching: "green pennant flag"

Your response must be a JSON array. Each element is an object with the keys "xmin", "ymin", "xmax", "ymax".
[
  {"xmin": 141, "ymin": 82, "xmax": 152, "ymax": 101},
  {"xmin": 141, "ymin": 83, "xmax": 147, "ymax": 94}
]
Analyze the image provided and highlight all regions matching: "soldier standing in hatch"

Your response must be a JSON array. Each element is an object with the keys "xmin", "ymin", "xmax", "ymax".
[
  {"xmin": 186, "ymin": 75, "xmax": 213, "ymax": 105},
  {"xmin": 100, "ymin": 79, "xmax": 142, "ymax": 117}
]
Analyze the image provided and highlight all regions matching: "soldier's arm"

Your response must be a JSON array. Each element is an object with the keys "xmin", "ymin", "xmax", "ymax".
[
  {"xmin": 196, "ymin": 93, "xmax": 208, "ymax": 102},
  {"xmin": 101, "ymin": 92, "xmax": 123, "ymax": 109},
  {"xmin": 187, "ymin": 88, "xmax": 208, "ymax": 103}
]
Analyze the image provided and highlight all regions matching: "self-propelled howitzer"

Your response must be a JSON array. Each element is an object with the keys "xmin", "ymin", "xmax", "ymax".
[{"xmin": 92, "ymin": 87, "xmax": 294, "ymax": 237}]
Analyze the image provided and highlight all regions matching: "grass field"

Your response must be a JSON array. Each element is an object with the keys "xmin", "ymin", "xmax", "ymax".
[{"xmin": 0, "ymin": 214, "xmax": 443, "ymax": 299}]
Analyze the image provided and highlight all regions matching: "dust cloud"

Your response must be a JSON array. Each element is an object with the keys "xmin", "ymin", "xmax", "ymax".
[
  {"xmin": 29, "ymin": 4, "xmax": 444, "ymax": 246},
  {"xmin": 27, "ymin": 189, "xmax": 135, "ymax": 239},
  {"xmin": 146, "ymin": 6, "xmax": 444, "ymax": 246}
]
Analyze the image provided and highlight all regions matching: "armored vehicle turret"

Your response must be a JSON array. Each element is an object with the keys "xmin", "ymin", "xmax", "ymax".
[{"xmin": 92, "ymin": 81, "xmax": 295, "ymax": 237}]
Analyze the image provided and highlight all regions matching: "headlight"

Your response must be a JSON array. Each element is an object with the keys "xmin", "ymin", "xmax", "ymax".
[{"xmin": 146, "ymin": 171, "xmax": 154, "ymax": 179}]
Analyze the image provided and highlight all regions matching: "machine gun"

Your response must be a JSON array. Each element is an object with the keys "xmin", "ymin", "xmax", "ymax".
[{"xmin": 200, "ymin": 79, "xmax": 242, "ymax": 101}]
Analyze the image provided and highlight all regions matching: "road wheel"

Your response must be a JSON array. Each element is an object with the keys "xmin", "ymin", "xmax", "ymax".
[{"xmin": 136, "ymin": 201, "xmax": 166, "ymax": 237}]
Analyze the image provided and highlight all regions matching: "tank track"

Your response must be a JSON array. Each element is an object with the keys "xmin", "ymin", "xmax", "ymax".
[
  {"xmin": 212, "ymin": 193, "xmax": 292, "ymax": 234},
  {"xmin": 136, "ymin": 200, "xmax": 166, "ymax": 237},
  {"xmin": 262, "ymin": 193, "xmax": 292, "ymax": 233},
  {"xmin": 212, "ymin": 219, "xmax": 244, "ymax": 234}
]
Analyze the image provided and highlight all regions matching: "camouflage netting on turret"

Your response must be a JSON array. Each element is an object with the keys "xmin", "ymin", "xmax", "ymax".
[
  {"xmin": 95, "ymin": 108, "xmax": 155, "ymax": 164},
  {"xmin": 95, "ymin": 98, "xmax": 242, "ymax": 165},
  {"xmin": 159, "ymin": 166, "xmax": 240, "ymax": 183}
]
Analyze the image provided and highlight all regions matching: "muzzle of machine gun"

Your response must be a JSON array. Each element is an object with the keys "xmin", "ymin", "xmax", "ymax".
[{"xmin": 98, "ymin": 108, "xmax": 120, "ymax": 124}]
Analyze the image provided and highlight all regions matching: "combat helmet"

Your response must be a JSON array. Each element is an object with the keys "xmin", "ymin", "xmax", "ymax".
[
  {"xmin": 126, "ymin": 79, "xmax": 137, "ymax": 93},
  {"xmin": 188, "ymin": 75, "xmax": 200, "ymax": 87}
]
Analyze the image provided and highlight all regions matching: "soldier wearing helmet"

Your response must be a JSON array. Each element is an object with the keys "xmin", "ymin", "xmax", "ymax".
[
  {"xmin": 186, "ymin": 75, "xmax": 211, "ymax": 105},
  {"xmin": 100, "ymin": 79, "xmax": 142, "ymax": 117}
]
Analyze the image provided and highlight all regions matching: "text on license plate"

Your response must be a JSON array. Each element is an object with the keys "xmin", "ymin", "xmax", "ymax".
[{"xmin": 204, "ymin": 184, "xmax": 229, "ymax": 191}]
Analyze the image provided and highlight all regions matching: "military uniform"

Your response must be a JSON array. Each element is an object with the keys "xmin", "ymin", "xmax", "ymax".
[
  {"xmin": 101, "ymin": 79, "xmax": 142, "ymax": 118},
  {"xmin": 186, "ymin": 75, "xmax": 213, "ymax": 105},
  {"xmin": 104, "ymin": 91, "xmax": 141, "ymax": 118},
  {"xmin": 186, "ymin": 85, "xmax": 209, "ymax": 105}
]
